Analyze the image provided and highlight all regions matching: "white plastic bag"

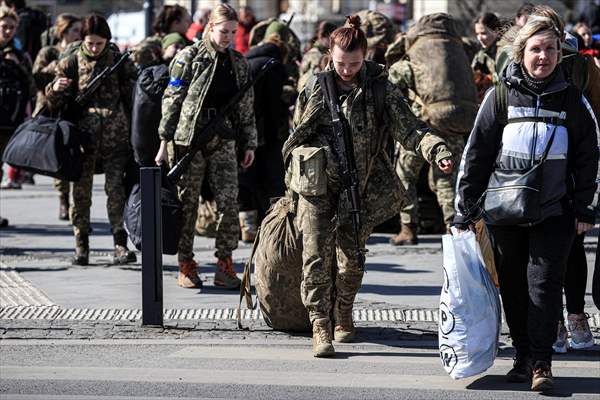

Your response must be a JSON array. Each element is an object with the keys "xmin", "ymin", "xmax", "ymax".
[{"xmin": 438, "ymin": 227, "xmax": 501, "ymax": 379}]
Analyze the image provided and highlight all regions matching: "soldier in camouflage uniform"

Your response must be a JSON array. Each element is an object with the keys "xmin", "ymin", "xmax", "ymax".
[
  {"xmin": 388, "ymin": 13, "xmax": 477, "ymax": 245},
  {"xmin": 297, "ymin": 21, "xmax": 336, "ymax": 92},
  {"xmin": 32, "ymin": 13, "xmax": 81, "ymax": 221},
  {"xmin": 155, "ymin": 4, "xmax": 257, "ymax": 291},
  {"xmin": 46, "ymin": 15, "xmax": 137, "ymax": 266},
  {"xmin": 285, "ymin": 16, "xmax": 453, "ymax": 357}
]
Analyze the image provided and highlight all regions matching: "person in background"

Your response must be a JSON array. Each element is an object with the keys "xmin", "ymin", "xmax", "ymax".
[
  {"xmin": 32, "ymin": 13, "xmax": 81, "ymax": 221},
  {"xmin": 454, "ymin": 16, "xmax": 598, "ymax": 392},
  {"xmin": 186, "ymin": 8, "xmax": 210, "ymax": 42},
  {"xmin": 46, "ymin": 14, "xmax": 138, "ymax": 266},
  {"xmin": 235, "ymin": 6, "xmax": 256, "ymax": 55},
  {"xmin": 573, "ymin": 22, "xmax": 600, "ymax": 67},
  {"xmin": 1, "ymin": 0, "xmax": 46, "ymax": 60},
  {"xmin": 472, "ymin": 13, "xmax": 502, "ymax": 100},
  {"xmin": 0, "ymin": 4, "xmax": 33, "ymax": 192},
  {"xmin": 239, "ymin": 31, "xmax": 288, "ymax": 242},
  {"xmin": 154, "ymin": 3, "xmax": 256, "ymax": 291},
  {"xmin": 132, "ymin": 5, "xmax": 192, "ymax": 70},
  {"xmin": 297, "ymin": 21, "xmax": 336, "ymax": 91}
]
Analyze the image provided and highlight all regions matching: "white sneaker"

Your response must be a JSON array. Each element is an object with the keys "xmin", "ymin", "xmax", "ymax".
[
  {"xmin": 552, "ymin": 319, "xmax": 568, "ymax": 353},
  {"xmin": 567, "ymin": 313, "xmax": 595, "ymax": 350}
]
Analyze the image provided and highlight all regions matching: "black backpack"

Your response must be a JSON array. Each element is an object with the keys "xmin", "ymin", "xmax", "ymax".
[
  {"xmin": 131, "ymin": 63, "xmax": 169, "ymax": 166},
  {"xmin": 0, "ymin": 58, "xmax": 29, "ymax": 131}
]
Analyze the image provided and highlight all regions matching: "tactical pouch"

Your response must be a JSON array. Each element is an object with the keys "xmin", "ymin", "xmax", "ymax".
[{"xmin": 289, "ymin": 146, "xmax": 327, "ymax": 196}]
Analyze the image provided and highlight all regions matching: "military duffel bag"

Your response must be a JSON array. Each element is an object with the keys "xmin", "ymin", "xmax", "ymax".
[
  {"xmin": 1, "ymin": 115, "xmax": 87, "ymax": 181},
  {"xmin": 238, "ymin": 196, "xmax": 311, "ymax": 332}
]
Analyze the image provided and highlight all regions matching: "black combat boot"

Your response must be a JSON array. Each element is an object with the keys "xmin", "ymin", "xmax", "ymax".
[
  {"xmin": 59, "ymin": 193, "xmax": 70, "ymax": 221},
  {"xmin": 72, "ymin": 234, "xmax": 89, "ymax": 266},
  {"xmin": 113, "ymin": 230, "xmax": 137, "ymax": 265}
]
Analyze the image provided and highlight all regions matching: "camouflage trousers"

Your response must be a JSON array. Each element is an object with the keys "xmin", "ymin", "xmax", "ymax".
[
  {"xmin": 71, "ymin": 151, "xmax": 130, "ymax": 244},
  {"xmin": 54, "ymin": 179, "xmax": 69, "ymax": 196},
  {"xmin": 171, "ymin": 140, "xmax": 239, "ymax": 262},
  {"xmin": 395, "ymin": 134, "xmax": 465, "ymax": 225},
  {"xmin": 297, "ymin": 191, "xmax": 370, "ymax": 323}
]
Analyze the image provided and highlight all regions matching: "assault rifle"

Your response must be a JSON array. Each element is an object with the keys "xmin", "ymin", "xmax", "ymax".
[
  {"xmin": 62, "ymin": 49, "xmax": 131, "ymax": 121},
  {"xmin": 318, "ymin": 72, "xmax": 367, "ymax": 271},
  {"xmin": 167, "ymin": 58, "xmax": 277, "ymax": 182}
]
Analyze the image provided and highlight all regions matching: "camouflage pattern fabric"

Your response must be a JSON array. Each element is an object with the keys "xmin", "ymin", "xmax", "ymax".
[
  {"xmin": 132, "ymin": 36, "xmax": 163, "ymax": 70},
  {"xmin": 395, "ymin": 134, "xmax": 464, "ymax": 225},
  {"xmin": 297, "ymin": 44, "xmax": 327, "ymax": 92},
  {"xmin": 32, "ymin": 44, "xmax": 61, "ymax": 115},
  {"xmin": 54, "ymin": 178, "xmax": 69, "ymax": 196},
  {"xmin": 46, "ymin": 44, "xmax": 137, "ymax": 245},
  {"xmin": 356, "ymin": 10, "xmax": 396, "ymax": 49},
  {"xmin": 195, "ymin": 198, "xmax": 217, "ymax": 237},
  {"xmin": 168, "ymin": 134, "xmax": 240, "ymax": 261},
  {"xmin": 253, "ymin": 197, "xmax": 311, "ymax": 331},
  {"xmin": 158, "ymin": 37, "xmax": 257, "ymax": 150},
  {"xmin": 285, "ymin": 62, "xmax": 452, "ymax": 322},
  {"xmin": 471, "ymin": 42, "xmax": 498, "ymax": 78}
]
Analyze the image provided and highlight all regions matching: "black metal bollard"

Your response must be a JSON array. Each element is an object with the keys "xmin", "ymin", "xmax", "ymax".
[{"xmin": 140, "ymin": 167, "xmax": 163, "ymax": 326}]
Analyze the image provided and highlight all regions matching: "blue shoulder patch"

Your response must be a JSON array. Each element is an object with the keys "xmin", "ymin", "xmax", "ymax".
[{"xmin": 168, "ymin": 77, "xmax": 184, "ymax": 87}]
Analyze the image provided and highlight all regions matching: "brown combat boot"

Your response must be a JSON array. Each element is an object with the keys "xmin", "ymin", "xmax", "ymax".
[
  {"xmin": 178, "ymin": 259, "xmax": 203, "ymax": 289},
  {"xmin": 389, "ymin": 223, "xmax": 419, "ymax": 246},
  {"xmin": 72, "ymin": 234, "xmax": 89, "ymax": 266},
  {"xmin": 531, "ymin": 361, "xmax": 553, "ymax": 392},
  {"xmin": 239, "ymin": 210, "xmax": 258, "ymax": 243},
  {"xmin": 59, "ymin": 193, "xmax": 69, "ymax": 221},
  {"xmin": 312, "ymin": 318, "xmax": 335, "ymax": 357},
  {"xmin": 112, "ymin": 231, "xmax": 137, "ymax": 265},
  {"xmin": 215, "ymin": 256, "xmax": 241, "ymax": 289},
  {"xmin": 333, "ymin": 301, "xmax": 356, "ymax": 343}
]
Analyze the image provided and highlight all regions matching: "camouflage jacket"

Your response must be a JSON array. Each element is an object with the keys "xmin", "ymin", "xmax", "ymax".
[
  {"xmin": 132, "ymin": 35, "xmax": 163, "ymax": 70},
  {"xmin": 284, "ymin": 61, "xmax": 451, "ymax": 231},
  {"xmin": 471, "ymin": 41, "xmax": 497, "ymax": 77},
  {"xmin": 32, "ymin": 44, "xmax": 61, "ymax": 115},
  {"xmin": 297, "ymin": 43, "xmax": 327, "ymax": 91},
  {"xmin": 45, "ymin": 43, "xmax": 137, "ymax": 128},
  {"xmin": 387, "ymin": 60, "xmax": 422, "ymax": 117},
  {"xmin": 158, "ymin": 37, "xmax": 257, "ymax": 149}
]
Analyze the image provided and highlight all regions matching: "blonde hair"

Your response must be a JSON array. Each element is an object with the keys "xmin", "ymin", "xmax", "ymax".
[
  {"xmin": 512, "ymin": 16, "xmax": 562, "ymax": 64},
  {"xmin": 0, "ymin": 5, "xmax": 19, "ymax": 24},
  {"xmin": 208, "ymin": 3, "xmax": 238, "ymax": 27}
]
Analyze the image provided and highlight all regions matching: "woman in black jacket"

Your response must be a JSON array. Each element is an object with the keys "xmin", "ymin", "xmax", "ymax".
[{"xmin": 454, "ymin": 16, "xmax": 598, "ymax": 392}]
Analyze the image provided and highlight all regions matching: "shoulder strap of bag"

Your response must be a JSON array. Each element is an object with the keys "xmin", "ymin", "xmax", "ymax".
[
  {"xmin": 237, "ymin": 227, "xmax": 261, "ymax": 330},
  {"xmin": 495, "ymin": 79, "xmax": 508, "ymax": 128}
]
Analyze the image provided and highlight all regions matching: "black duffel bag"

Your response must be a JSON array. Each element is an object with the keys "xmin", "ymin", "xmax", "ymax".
[
  {"xmin": 1, "ymin": 115, "xmax": 87, "ymax": 181},
  {"xmin": 124, "ymin": 168, "xmax": 182, "ymax": 255}
]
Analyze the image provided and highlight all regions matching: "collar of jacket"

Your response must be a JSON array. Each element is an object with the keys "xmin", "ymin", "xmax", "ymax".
[
  {"xmin": 202, "ymin": 36, "xmax": 232, "ymax": 60},
  {"xmin": 80, "ymin": 42, "xmax": 110, "ymax": 61},
  {"xmin": 503, "ymin": 61, "xmax": 568, "ymax": 95},
  {"xmin": 322, "ymin": 60, "xmax": 386, "ymax": 89},
  {"xmin": 484, "ymin": 40, "xmax": 497, "ymax": 58}
]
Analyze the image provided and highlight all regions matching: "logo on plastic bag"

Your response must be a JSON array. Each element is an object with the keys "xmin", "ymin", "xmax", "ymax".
[
  {"xmin": 439, "ymin": 302, "xmax": 455, "ymax": 335},
  {"xmin": 439, "ymin": 344, "xmax": 458, "ymax": 373}
]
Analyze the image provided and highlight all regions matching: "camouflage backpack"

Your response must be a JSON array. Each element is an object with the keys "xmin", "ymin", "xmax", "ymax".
[
  {"xmin": 402, "ymin": 13, "xmax": 478, "ymax": 135},
  {"xmin": 238, "ymin": 197, "xmax": 311, "ymax": 332},
  {"xmin": 356, "ymin": 9, "xmax": 396, "ymax": 49}
]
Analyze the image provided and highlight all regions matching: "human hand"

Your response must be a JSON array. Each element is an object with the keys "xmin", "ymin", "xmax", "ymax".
[
  {"xmin": 52, "ymin": 77, "xmax": 72, "ymax": 92},
  {"xmin": 240, "ymin": 149, "xmax": 255, "ymax": 169},
  {"xmin": 438, "ymin": 158, "xmax": 454, "ymax": 174},
  {"xmin": 454, "ymin": 223, "xmax": 476, "ymax": 234},
  {"xmin": 154, "ymin": 140, "xmax": 169, "ymax": 166},
  {"xmin": 576, "ymin": 219, "xmax": 594, "ymax": 235}
]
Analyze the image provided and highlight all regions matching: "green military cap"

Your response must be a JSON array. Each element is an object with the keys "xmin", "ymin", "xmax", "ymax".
[{"xmin": 162, "ymin": 32, "xmax": 186, "ymax": 49}]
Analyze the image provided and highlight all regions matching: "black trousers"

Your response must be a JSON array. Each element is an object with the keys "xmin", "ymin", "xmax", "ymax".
[
  {"xmin": 488, "ymin": 213, "xmax": 575, "ymax": 363},
  {"xmin": 564, "ymin": 234, "xmax": 588, "ymax": 315},
  {"xmin": 238, "ymin": 141, "xmax": 285, "ymax": 218}
]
